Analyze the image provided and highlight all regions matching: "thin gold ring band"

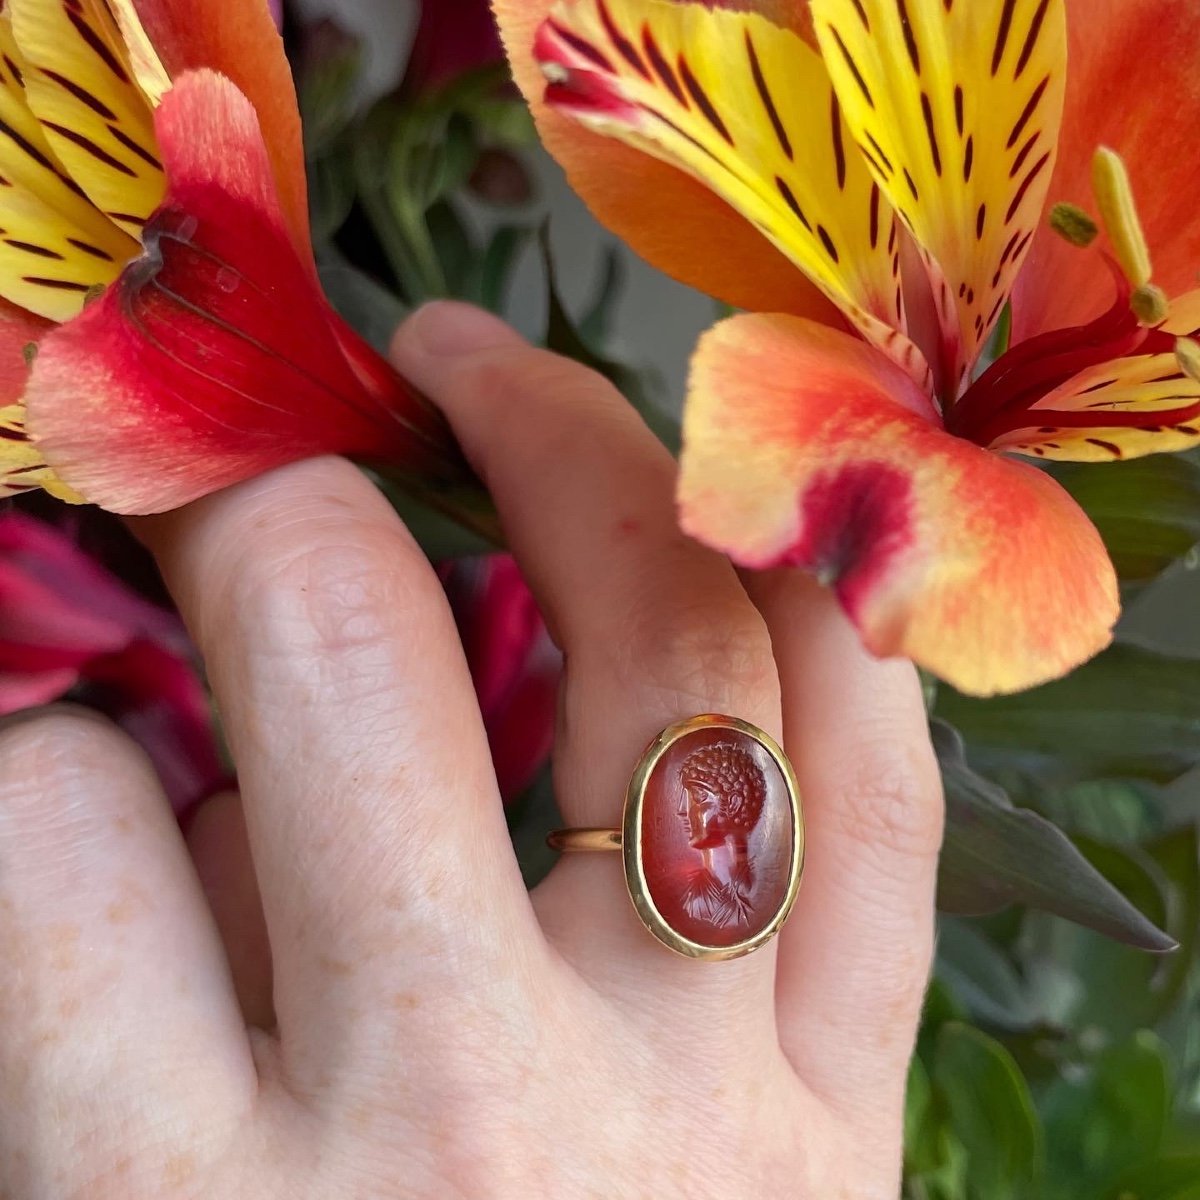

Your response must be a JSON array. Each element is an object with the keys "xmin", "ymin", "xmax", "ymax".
[{"xmin": 546, "ymin": 827, "xmax": 622, "ymax": 851}]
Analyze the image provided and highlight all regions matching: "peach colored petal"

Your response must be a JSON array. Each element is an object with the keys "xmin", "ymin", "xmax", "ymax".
[{"xmin": 680, "ymin": 313, "xmax": 1118, "ymax": 695}]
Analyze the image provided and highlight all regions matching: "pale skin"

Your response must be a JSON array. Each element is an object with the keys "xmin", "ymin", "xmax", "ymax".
[{"xmin": 0, "ymin": 302, "xmax": 943, "ymax": 1199}]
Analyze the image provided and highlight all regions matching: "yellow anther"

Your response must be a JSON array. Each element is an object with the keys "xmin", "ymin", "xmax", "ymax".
[
  {"xmin": 1049, "ymin": 203, "xmax": 1099, "ymax": 247},
  {"xmin": 1092, "ymin": 147, "xmax": 1153, "ymax": 288},
  {"xmin": 1132, "ymin": 284, "xmax": 1169, "ymax": 326},
  {"xmin": 1177, "ymin": 337, "xmax": 1200, "ymax": 385}
]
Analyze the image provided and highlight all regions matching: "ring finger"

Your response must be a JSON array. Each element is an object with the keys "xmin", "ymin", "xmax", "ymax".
[{"xmin": 392, "ymin": 302, "xmax": 785, "ymax": 1023}]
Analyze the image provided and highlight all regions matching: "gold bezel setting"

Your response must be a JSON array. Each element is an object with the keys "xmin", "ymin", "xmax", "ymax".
[{"xmin": 621, "ymin": 714, "xmax": 804, "ymax": 961}]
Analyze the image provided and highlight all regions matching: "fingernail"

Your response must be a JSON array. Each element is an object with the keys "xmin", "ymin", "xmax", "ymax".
[{"xmin": 403, "ymin": 300, "xmax": 522, "ymax": 358}]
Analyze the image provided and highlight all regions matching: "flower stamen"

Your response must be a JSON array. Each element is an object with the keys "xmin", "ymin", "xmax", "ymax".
[
  {"xmin": 1177, "ymin": 337, "xmax": 1200, "ymax": 385},
  {"xmin": 1049, "ymin": 203, "xmax": 1099, "ymax": 248},
  {"xmin": 1091, "ymin": 146, "xmax": 1168, "ymax": 327},
  {"xmin": 1092, "ymin": 147, "xmax": 1152, "ymax": 287}
]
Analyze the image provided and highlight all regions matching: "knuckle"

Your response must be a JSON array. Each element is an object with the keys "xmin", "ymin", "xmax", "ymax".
[
  {"xmin": 829, "ymin": 738, "xmax": 944, "ymax": 867},
  {"xmin": 624, "ymin": 598, "xmax": 780, "ymax": 713},
  {"xmin": 0, "ymin": 706, "xmax": 121, "ymax": 794},
  {"xmin": 218, "ymin": 523, "xmax": 440, "ymax": 667},
  {"xmin": 0, "ymin": 707, "xmax": 139, "ymax": 833}
]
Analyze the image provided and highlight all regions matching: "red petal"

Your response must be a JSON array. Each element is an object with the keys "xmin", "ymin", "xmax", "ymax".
[
  {"xmin": 26, "ymin": 72, "xmax": 458, "ymax": 515},
  {"xmin": 0, "ymin": 514, "xmax": 147, "ymax": 666},
  {"xmin": 441, "ymin": 553, "xmax": 560, "ymax": 802},
  {"xmin": 0, "ymin": 300, "xmax": 48, "ymax": 405},
  {"xmin": 84, "ymin": 639, "xmax": 227, "ymax": 816},
  {"xmin": 680, "ymin": 313, "xmax": 1118, "ymax": 695},
  {"xmin": 1013, "ymin": 0, "xmax": 1200, "ymax": 341}
]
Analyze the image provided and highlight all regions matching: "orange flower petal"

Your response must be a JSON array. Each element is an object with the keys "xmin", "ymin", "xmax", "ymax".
[
  {"xmin": 494, "ymin": 0, "xmax": 839, "ymax": 322},
  {"xmin": 679, "ymin": 313, "xmax": 1118, "ymax": 695},
  {"xmin": 127, "ymin": 0, "xmax": 309, "ymax": 258},
  {"xmin": 1013, "ymin": 0, "xmax": 1200, "ymax": 342}
]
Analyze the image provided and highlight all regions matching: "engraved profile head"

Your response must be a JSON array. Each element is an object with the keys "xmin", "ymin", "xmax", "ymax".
[{"xmin": 677, "ymin": 741, "xmax": 767, "ymax": 851}]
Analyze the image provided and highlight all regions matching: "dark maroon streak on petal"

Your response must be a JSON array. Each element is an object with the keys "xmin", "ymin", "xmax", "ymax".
[{"xmin": 777, "ymin": 462, "xmax": 915, "ymax": 625}]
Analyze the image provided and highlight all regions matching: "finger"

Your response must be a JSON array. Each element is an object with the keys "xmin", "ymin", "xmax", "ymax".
[
  {"xmin": 137, "ymin": 458, "xmax": 540, "ymax": 1085},
  {"xmin": 0, "ymin": 708, "xmax": 254, "ymax": 1195},
  {"xmin": 746, "ymin": 573, "xmax": 941, "ymax": 1119},
  {"xmin": 186, "ymin": 790, "xmax": 273, "ymax": 1028},
  {"xmin": 391, "ymin": 303, "xmax": 784, "ymax": 1023}
]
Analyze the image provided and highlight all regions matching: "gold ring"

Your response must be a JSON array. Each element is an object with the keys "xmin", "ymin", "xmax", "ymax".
[{"xmin": 548, "ymin": 714, "xmax": 804, "ymax": 961}]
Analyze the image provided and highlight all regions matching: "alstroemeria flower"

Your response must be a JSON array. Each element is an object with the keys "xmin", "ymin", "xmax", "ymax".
[
  {"xmin": 496, "ymin": 0, "xmax": 1200, "ymax": 694},
  {"xmin": 440, "ymin": 553, "xmax": 560, "ymax": 803},
  {"xmin": 0, "ymin": 0, "xmax": 469, "ymax": 515},
  {"xmin": 404, "ymin": 0, "xmax": 507, "ymax": 97},
  {"xmin": 0, "ymin": 511, "xmax": 225, "ymax": 813}
]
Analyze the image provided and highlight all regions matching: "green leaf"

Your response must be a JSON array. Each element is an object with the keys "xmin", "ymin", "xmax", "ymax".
[
  {"xmin": 931, "ymin": 1022, "xmax": 1043, "ymax": 1199},
  {"xmin": 1103, "ymin": 1156, "xmax": 1200, "ymax": 1199},
  {"xmin": 906, "ymin": 1055, "xmax": 936, "ymax": 1170},
  {"xmin": 905, "ymin": 1054, "xmax": 971, "ymax": 1200},
  {"xmin": 1050, "ymin": 456, "xmax": 1200, "ymax": 594},
  {"xmin": 935, "ymin": 644, "xmax": 1200, "ymax": 786},
  {"xmin": 1035, "ymin": 779, "xmax": 1162, "ymax": 844},
  {"xmin": 1018, "ymin": 826, "xmax": 1199, "ymax": 1038},
  {"xmin": 297, "ymin": 22, "xmax": 364, "ymax": 159},
  {"xmin": 935, "ymin": 918, "xmax": 1041, "ymax": 1030},
  {"xmin": 474, "ymin": 225, "xmax": 531, "ymax": 313},
  {"xmin": 426, "ymin": 199, "xmax": 477, "ymax": 296},
  {"xmin": 577, "ymin": 246, "xmax": 624, "ymax": 348},
  {"xmin": 934, "ymin": 721, "xmax": 1176, "ymax": 951},
  {"xmin": 1043, "ymin": 1033, "xmax": 1172, "ymax": 1194},
  {"xmin": 308, "ymin": 145, "xmax": 358, "ymax": 245}
]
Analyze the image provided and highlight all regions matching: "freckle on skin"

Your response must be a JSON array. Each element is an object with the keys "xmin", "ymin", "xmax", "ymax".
[
  {"xmin": 163, "ymin": 1153, "xmax": 196, "ymax": 1185},
  {"xmin": 348, "ymin": 1102, "xmax": 374, "ymax": 1131},
  {"xmin": 48, "ymin": 922, "xmax": 80, "ymax": 972},
  {"xmin": 106, "ymin": 877, "xmax": 150, "ymax": 926},
  {"xmin": 318, "ymin": 955, "xmax": 354, "ymax": 977},
  {"xmin": 113, "ymin": 814, "xmax": 134, "ymax": 834},
  {"xmin": 391, "ymin": 991, "xmax": 420, "ymax": 1012},
  {"xmin": 616, "ymin": 516, "xmax": 641, "ymax": 536}
]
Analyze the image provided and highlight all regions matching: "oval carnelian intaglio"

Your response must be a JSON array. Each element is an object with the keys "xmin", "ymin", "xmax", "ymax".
[{"xmin": 623, "ymin": 716, "xmax": 803, "ymax": 959}]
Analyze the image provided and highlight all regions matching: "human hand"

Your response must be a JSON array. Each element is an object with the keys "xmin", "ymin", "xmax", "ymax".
[{"xmin": 0, "ymin": 302, "xmax": 942, "ymax": 1199}]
